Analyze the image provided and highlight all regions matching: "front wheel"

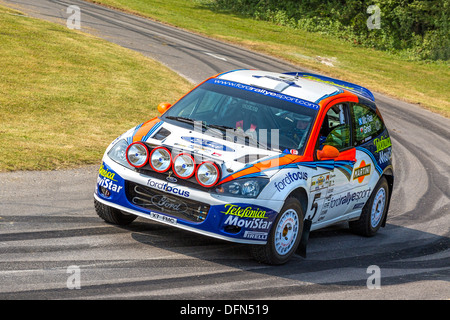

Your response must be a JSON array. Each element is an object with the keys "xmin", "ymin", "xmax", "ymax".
[{"xmin": 251, "ymin": 197, "xmax": 304, "ymax": 265}]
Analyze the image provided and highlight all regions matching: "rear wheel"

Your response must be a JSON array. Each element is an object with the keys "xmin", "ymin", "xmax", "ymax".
[
  {"xmin": 94, "ymin": 199, "xmax": 137, "ymax": 225},
  {"xmin": 349, "ymin": 177, "xmax": 389, "ymax": 236},
  {"xmin": 251, "ymin": 197, "xmax": 304, "ymax": 265}
]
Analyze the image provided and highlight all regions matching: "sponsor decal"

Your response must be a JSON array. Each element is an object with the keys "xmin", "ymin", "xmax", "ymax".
[
  {"xmin": 99, "ymin": 163, "xmax": 117, "ymax": 181},
  {"xmin": 97, "ymin": 163, "xmax": 122, "ymax": 194},
  {"xmin": 274, "ymin": 171, "xmax": 308, "ymax": 192},
  {"xmin": 373, "ymin": 136, "xmax": 392, "ymax": 153},
  {"xmin": 181, "ymin": 136, "xmax": 234, "ymax": 152},
  {"xmin": 360, "ymin": 124, "xmax": 372, "ymax": 135},
  {"xmin": 329, "ymin": 188, "xmax": 372, "ymax": 209},
  {"xmin": 221, "ymin": 204, "xmax": 268, "ymax": 219},
  {"xmin": 378, "ymin": 147, "xmax": 392, "ymax": 164},
  {"xmin": 224, "ymin": 215, "xmax": 272, "ymax": 230},
  {"xmin": 310, "ymin": 173, "xmax": 330, "ymax": 191},
  {"xmin": 358, "ymin": 114, "xmax": 374, "ymax": 126},
  {"xmin": 243, "ymin": 231, "xmax": 268, "ymax": 240},
  {"xmin": 353, "ymin": 160, "xmax": 371, "ymax": 183},
  {"xmin": 221, "ymin": 204, "xmax": 273, "ymax": 231},
  {"xmin": 97, "ymin": 176, "xmax": 122, "ymax": 193},
  {"xmin": 300, "ymin": 74, "xmax": 355, "ymax": 91},
  {"xmin": 210, "ymin": 79, "xmax": 320, "ymax": 110},
  {"xmin": 147, "ymin": 179, "xmax": 190, "ymax": 198}
]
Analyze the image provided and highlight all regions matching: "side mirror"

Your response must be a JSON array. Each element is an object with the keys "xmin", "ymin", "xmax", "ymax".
[
  {"xmin": 317, "ymin": 145, "xmax": 339, "ymax": 160},
  {"xmin": 157, "ymin": 102, "xmax": 172, "ymax": 114}
]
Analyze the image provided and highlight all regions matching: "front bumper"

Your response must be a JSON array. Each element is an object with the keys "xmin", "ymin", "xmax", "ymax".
[{"xmin": 95, "ymin": 158, "xmax": 283, "ymax": 244}]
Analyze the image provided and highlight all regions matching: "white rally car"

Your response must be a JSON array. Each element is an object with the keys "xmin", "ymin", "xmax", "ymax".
[{"xmin": 94, "ymin": 70, "xmax": 394, "ymax": 264}]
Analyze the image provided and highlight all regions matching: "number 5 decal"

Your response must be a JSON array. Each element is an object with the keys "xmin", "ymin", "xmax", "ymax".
[{"xmin": 308, "ymin": 192, "xmax": 321, "ymax": 220}]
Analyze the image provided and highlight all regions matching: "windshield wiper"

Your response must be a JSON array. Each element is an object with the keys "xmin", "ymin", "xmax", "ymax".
[
  {"xmin": 206, "ymin": 124, "xmax": 234, "ymax": 131},
  {"xmin": 166, "ymin": 116, "xmax": 195, "ymax": 124},
  {"xmin": 165, "ymin": 116, "xmax": 207, "ymax": 130}
]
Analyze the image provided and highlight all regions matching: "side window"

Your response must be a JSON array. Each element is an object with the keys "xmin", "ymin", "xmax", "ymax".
[
  {"xmin": 351, "ymin": 103, "xmax": 385, "ymax": 145},
  {"xmin": 317, "ymin": 103, "xmax": 351, "ymax": 151}
]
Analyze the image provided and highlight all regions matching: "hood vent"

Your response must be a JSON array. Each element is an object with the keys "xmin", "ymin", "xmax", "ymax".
[{"xmin": 152, "ymin": 127, "xmax": 171, "ymax": 141}]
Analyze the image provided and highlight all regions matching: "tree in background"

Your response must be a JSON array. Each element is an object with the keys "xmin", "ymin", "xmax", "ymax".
[{"xmin": 209, "ymin": 0, "xmax": 449, "ymax": 61}]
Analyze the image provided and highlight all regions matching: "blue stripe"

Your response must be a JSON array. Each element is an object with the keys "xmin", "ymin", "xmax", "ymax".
[
  {"xmin": 128, "ymin": 123, "xmax": 143, "ymax": 145},
  {"xmin": 142, "ymin": 121, "xmax": 163, "ymax": 142},
  {"xmin": 314, "ymin": 88, "xmax": 344, "ymax": 104},
  {"xmin": 356, "ymin": 146, "xmax": 382, "ymax": 175}
]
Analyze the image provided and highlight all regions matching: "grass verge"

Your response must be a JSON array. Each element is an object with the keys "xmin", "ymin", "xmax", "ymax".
[
  {"xmin": 89, "ymin": 0, "xmax": 449, "ymax": 118},
  {"xmin": 0, "ymin": 5, "xmax": 192, "ymax": 171}
]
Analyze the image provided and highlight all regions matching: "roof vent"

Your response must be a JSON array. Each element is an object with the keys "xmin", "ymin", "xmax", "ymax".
[{"xmin": 251, "ymin": 75, "xmax": 300, "ymax": 92}]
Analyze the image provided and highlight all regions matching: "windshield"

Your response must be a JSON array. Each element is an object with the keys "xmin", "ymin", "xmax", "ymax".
[{"xmin": 161, "ymin": 79, "xmax": 318, "ymax": 154}]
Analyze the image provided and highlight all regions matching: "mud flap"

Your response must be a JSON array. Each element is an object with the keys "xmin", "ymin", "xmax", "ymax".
[{"xmin": 298, "ymin": 218, "xmax": 312, "ymax": 258}]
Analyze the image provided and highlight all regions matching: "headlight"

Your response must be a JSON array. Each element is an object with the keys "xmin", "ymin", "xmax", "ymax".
[
  {"xmin": 107, "ymin": 139, "xmax": 131, "ymax": 168},
  {"xmin": 196, "ymin": 161, "xmax": 220, "ymax": 187},
  {"xmin": 173, "ymin": 153, "xmax": 196, "ymax": 179},
  {"xmin": 215, "ymin": 178, "xmax": 269, "ymax": 198},
  {"xmin": 149, "ymin": 147, "xmax": 172, "ymax": 173},
  {"xmin": 126, "ymin": 142, "xmax": 149, "ymax": 168}
]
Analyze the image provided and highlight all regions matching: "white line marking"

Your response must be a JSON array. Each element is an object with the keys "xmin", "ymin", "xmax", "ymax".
[{"xmin": 203, "ymin": 52, "xmax": 227, "ymax": 61}]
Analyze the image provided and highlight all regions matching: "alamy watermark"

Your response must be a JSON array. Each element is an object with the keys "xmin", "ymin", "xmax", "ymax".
[
  {"xmin": 66, "ymin": 5, "xmax": 81, "ymax": 30},
  {"xmin": 366, "ymin": 265, "xmax": 381, "ymax": 289},
  {"xmin": 66, "ymin": 265, "xmax": 81, "ymax": 290},
  {"xmin": 367, "ymin": 5, "xmax": 381, "ymax": 30}
]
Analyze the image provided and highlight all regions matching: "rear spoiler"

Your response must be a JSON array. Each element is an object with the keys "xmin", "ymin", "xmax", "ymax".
[{"xmin": 283, "ymin": 72, "xmax": 375, "ymax": 102}]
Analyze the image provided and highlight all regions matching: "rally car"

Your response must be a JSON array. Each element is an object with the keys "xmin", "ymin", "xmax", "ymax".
[{"xmin": 94, "ymin": 70, "xmax": 394, "ymax": 265}]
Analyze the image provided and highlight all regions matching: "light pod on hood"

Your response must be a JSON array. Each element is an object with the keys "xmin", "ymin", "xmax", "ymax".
[
  {"xmin": 149, "ymin": 147, "xmax": 172, "ymax": 173},
  {"xmin": 173, "ymin": 153, "xmax": 196, "ymax": 179},
  {"xmin": 126, "ymin": 142, "xmax": 149, "ymax": 168},
  {"xmin": 196, "ymin": 161, "xmax": 220, "ymax": 187}
]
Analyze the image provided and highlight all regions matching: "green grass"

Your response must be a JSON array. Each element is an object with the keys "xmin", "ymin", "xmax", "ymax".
[
  {"xmin": 89, "ymin": 0, "xmax": 449, "ymax": 117},
  {"xmin": 0, "ymin": 5, "xmax": 192, "ymax": 171}
]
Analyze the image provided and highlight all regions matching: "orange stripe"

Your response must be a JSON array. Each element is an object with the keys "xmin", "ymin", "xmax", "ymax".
[
  {"xmin": 219, "ymin": 154, "xmax": 298, "ymax": 184},
  {"xmin": 132, "ymin": 118, "xmax": 160, "ymax": 143}
]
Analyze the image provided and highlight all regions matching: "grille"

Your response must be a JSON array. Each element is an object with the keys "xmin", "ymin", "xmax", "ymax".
[{"xmin": 126, "ymin": 181, "xmax": 210, "ymax": 223}]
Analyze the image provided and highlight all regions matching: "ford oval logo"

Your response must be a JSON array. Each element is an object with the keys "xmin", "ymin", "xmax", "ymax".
[
  {"xmin": 166, "ymin": 175, "xmax": 177, "ymax": 183},
  {"xmin": 151, "ymin": 195, "xmax": 187, "ymax": 213}
]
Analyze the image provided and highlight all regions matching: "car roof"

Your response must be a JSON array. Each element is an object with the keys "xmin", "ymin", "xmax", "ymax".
[{"xmin": 216, "ymin": 69, "xmax": 375, "ymax": 104}]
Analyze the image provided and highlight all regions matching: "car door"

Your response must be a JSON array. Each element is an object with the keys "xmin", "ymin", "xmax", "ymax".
[
  {"xmin": 347, "ymin": 101, "xmax": 388, "ymax": 211},
  {"xmin": 306, "ymin": 102, "xmax": 357, "ymax": 224}
]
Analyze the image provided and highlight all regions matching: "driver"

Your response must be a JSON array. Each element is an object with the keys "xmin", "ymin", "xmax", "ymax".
[{"xmin": 319, "ymin": 105, "xmax": 350, "ymax": 150}]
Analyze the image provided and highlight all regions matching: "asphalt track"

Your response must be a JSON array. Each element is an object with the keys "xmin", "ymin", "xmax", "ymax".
[{"xmin": 0, "ymin": 0, "xmax": 449, "ymax": 300}]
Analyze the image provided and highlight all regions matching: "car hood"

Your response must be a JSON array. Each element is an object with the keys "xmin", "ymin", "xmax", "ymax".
[{"xmin": 141, "ymin": 121, "xmax": 297, "ymax": 181}]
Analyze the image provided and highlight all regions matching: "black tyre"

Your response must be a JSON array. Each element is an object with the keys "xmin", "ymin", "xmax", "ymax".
[
  {"xmin": 349, "ymin": 176, "xmax": 389, "ymax": 236},
  {"xmin": 251, "ymin": 197, "xmax": 304, "ymax": 265},
  {"xmin": 94, "ymin": 199, "xmax": 137, "ymax": 225}
]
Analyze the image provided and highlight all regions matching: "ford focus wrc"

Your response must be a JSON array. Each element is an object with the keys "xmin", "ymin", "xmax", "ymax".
[{"xmin": 94, "ymin": 70, "xmax": 394, "ymax": 265}]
